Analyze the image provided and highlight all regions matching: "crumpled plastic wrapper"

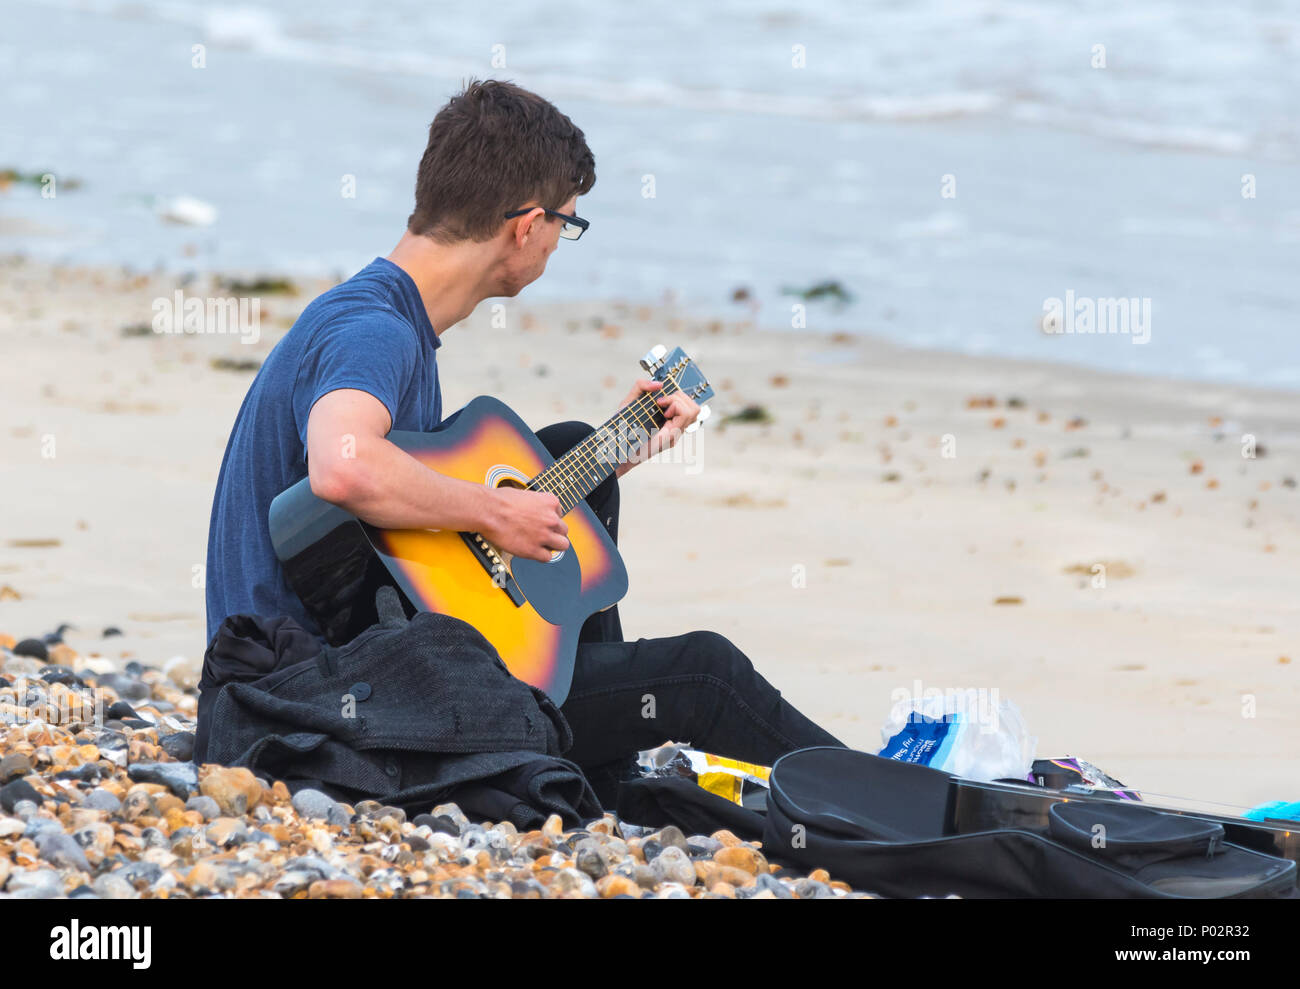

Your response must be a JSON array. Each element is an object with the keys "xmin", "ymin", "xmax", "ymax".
[
  {"xmin": 1036, "ymin": 756, "xmax": 1141, "ymax": 800},
  {"xmin": 636, "ymin": 740, "xmax": 771, "ymax": 805}
]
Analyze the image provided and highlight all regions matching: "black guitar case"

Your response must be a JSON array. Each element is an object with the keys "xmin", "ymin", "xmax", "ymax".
[{"xmin": 760, "ymin": 747, "xmax": 1297, "ymax": 898}]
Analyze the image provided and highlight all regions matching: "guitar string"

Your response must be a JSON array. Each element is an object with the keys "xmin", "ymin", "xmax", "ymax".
[
  {"xmin": 563, "ymin": 388, "xmax": 667, "ymax": 501},
  {"xmin": 548, "ymin": 386, "xmax": 671, "ymax": 509},
  {"xmin": 550, "ymin": 405, "xmax": 646, "ymax": 511},
  {"xmin": 543, "ymin": 402, "xmax": 654, "ymax": 513},
  {"xmin": 562, "ymin": 384, "xmax": 668, "ymax": 485},
  {"xmin": 559, "ymin": 367, "xmax": 687, "ymax": 504},
  {"xmin": 532, "ymin": 393, "xmax": 658, "ymax": 501},
  {"xmin": 538, "ymin": 366, "xmax": 691, "ymax": 509},
  {"xmin": 531, "ymin": 377, "xmax": 680, "ymax": 509},
  {"xmin": 569, "ymin": 363, "xmax": 686, "ymax": 488}
]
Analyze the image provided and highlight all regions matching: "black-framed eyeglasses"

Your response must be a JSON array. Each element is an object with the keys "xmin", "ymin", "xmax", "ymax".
[{"xmin": 504, "ymin": 206, "xmax": 589, "ymax": 241}]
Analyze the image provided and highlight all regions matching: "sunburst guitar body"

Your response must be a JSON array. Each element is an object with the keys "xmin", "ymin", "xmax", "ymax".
[{"xmin": 268, "ymin": 345, "xmax": 713, "ymax": 703}]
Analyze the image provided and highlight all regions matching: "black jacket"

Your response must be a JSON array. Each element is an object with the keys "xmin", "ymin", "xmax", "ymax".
[{"xmin": 196, "ymin": 587, "xmax": 601, "ymax": 829}]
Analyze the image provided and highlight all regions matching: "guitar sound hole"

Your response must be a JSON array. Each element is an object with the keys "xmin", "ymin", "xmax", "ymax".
[{"xmin": 487, "ymin": 474, "xmax": 562, "ymax": 564}]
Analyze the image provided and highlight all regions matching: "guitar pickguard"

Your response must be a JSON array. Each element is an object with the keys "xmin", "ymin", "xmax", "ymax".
[{"xmin": 509, "ymin": 550, "xmax": 582, "ymax": 625}]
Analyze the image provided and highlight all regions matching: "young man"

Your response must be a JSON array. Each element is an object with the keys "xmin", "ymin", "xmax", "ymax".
[{"xmin": 205, "ymin": 79, "xmax": 843, "ymax": 805}]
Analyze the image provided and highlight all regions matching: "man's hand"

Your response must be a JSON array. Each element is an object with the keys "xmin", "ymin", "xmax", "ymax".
[
  {"xmin": 480, "ymin": 485, "xmax": 569, "ymax": 562},
  {"xmin": 614, "ymin": 379, "xmax": 700, "ymax": 478}
]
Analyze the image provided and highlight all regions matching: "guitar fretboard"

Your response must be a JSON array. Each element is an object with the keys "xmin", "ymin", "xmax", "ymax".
[{"xmin": 527, "ymin": 379, "xmax": 679, "ymax": 513}]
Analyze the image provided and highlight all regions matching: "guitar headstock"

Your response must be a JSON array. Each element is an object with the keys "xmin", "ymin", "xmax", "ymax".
[{"xmin": 640, "ymin": 345, "xmax": 715, "ymax": 429}]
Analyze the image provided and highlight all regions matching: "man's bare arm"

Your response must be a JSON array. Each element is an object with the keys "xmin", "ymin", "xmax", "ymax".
[{"xmin": 304, "ymin": 389, "xmax": 567, "ymax": 562}]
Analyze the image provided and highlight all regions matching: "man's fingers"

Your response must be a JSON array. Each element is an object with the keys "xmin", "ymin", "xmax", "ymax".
[
  {"xmin": 655, "ymin": 396, "xmax": 697, "ymax": 436},
  {"xmin": 658, "ymin": 393, "xmax": 698, "ymax": 419},
  {"xmin": 621, "ymin": 378, "xmax": 662, "ymax": 408}
]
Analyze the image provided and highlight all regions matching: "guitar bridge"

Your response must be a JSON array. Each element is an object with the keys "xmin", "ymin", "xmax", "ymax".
[{"xmin": 459, "ymin": 531, "xmax": 527, "ymax": 607}]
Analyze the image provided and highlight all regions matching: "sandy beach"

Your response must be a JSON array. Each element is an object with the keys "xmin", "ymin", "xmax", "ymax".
[{"xmin": 1, "ymin": 254, "xmax": 1297, "ymax": 812}]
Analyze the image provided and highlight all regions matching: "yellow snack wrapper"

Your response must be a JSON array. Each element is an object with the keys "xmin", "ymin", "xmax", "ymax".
[
  {"xmin": 696, "ymin": 754, "xmax": 773, "ymax": 804},
  {"xmin": 636, "ymin": 741, "xmax": 772, "ymax": 806}
]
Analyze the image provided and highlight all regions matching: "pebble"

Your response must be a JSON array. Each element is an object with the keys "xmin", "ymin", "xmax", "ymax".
[
  {"xmin": 127, "ymin": 761, "xmax": 198, "ymax": 797},
  {"xmin": 291, "ymin": 788, "xmax": 340, "ymax": 821},
  {"xmin": 206, "ymin": 817, "xmax": 249, "ymax": 848},
  {"xmin": 714, "ymin": 845, "xmax": 767, "ymax": 876},
  {"xmin": 199, "ymin": 766, "xmax": 263, "ymax": 816},
  {"xmin": 574, "ymin": 838, "xmax": 609, "ymax": 880},
  {"xmin": 0, "ymin": 629, "xmax": 868, "ymax": 899},
  {"xmin": 686, "ymin": 834, "xmax": 723, "ymax": 858},
  {"xmin": 91, "ymin": 873, "xmax": 135, "ymax": 899},
  {"xmin": 655, "ymin": 825, "xmax": 689, "ymax": 852},
  {"xmin": 12, "ymin": 640, "xmax": 48, "ymax": 662},
  {"xmin": 5, "ymin": 867, "xmax": 62, "ymax": 897},
  {"xmin": 711, "ymin": 829, "xmax": 745, "ymax": 848},
  {"xmin": 551, "ymin": 868, "xmax": 598, "ymax": 898},
  {"xmin": 432, "ymin": 803, "xmax": 470, "ymax": 832},
  {"xmin": 754, "ymin": 872, "xmax": 794, "ymax": 898},
  {"xmin": 0, "ymin": 779, "xmax": 42, "ymax": 814},
  {"xmin": 655, "ymin": 882, "xmax": 692, "ymax": 899},
  {"xmin": 185, "ymin": 795, "xmax": 221, "ymax": 821},
  {"xmin": 96, "ymin": 673, "xmax": 149, "ymax": 701},
  {"xmin": 73, "ymin": 822, "xmax": 114, "ymax": 856},
  {"xmin": 272, "ymin": 870, "xmax": 317, "ymax": 897},
  {"xmin": 413, "ymin": 813, "xmax": 456, "ymax": 836},
  {"xmin": 113, "ymin": 860, "xmax": 163, "ymax": 890},
  {"xmin": 160, "ymin": 731, "xmax": 195, "ymax": 762},
  {"xmin": 37, "ymin": 831, "xmax": 91, "ymax": 873},
  {"xmin": 325, "ymin": 804, "xmax": 352, "ymax": 830},
  {"xmin": 698, "ymin": 861, "xmax": 756, "ymax": 889},
  {"xmin": 0, "ymin": 753, "xmax": 32, "ymax": 782},
  {"xmin": 83, "ymin": 788, "xmax": 122, "ymax": 813},
  {"xmin": 793, "ymin": 878, "xmax": 836, "ymax": 899},
  {"xmin": 596, "ymin": 873, "xmax": 640, "ymax": 898},
  {"xmin": 309, "ymin": 879, "xmax": 363, "ymax": 899},
  {"xmin": 106, "ymin": 701, "xmax": 138, "ymax": 721},
  {"xmin": 651, "ymin": 845, "xmax": 696, "ymax": 886},
  {"xmin": 25, "ymin": 816, "xmax": 64, "ymax": 839}
]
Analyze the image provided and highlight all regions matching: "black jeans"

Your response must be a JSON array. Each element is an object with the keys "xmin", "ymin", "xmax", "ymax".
[{"xmin": 536, "ymin": 421, "xmax": 846, "ymax": 808}]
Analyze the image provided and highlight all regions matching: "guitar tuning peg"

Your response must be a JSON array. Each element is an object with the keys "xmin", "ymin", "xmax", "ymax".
[
  {"xmin": 639, "ymin": 344, "xmax": 668, "ymax": 373},
  {"xmin": 685, "ymin": 404, "xmax": 710, "ymax": 433}
]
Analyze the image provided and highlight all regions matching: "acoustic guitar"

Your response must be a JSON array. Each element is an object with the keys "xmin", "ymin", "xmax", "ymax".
[{"xmin": 268, "ymin": 345, "xmax": 715, "ymax": 703}]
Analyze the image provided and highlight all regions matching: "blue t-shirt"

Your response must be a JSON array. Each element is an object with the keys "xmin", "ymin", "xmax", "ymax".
[{"xmin": 204, "ymin": 257, "xmax": 442, "ymax": 644}]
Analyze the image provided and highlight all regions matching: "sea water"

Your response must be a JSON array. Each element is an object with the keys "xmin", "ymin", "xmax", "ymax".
[{"xmin": 3, "ymin": 0, "xmax": 1298, "ymax": 387}]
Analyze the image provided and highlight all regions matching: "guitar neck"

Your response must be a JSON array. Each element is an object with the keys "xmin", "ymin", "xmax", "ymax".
[{"xmin": 528, "ymin": 382, "xmax": 677, "ymax": 514}]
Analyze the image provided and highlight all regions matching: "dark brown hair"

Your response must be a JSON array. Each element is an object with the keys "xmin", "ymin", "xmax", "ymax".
[{"xmin": 407, "ymin": 78, "xmax": 596, "ymax": 243}]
